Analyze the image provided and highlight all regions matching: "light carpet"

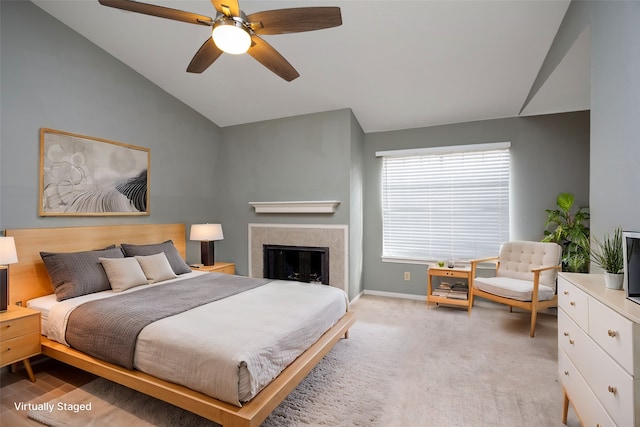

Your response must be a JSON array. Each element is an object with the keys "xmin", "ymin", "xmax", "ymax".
[
  {"xmin": 28, "ymin": 311, "xmax": 407, "ymax": 427},
  {"xmin": 28, "ymin": 296, "xmax": 579, "ymax": 426}
]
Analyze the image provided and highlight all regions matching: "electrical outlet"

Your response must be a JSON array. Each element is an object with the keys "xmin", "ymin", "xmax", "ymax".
[
  {"xmin": 16, "ymin": 301, "xmax": 22, "ymax": 307},
  {"xmin": 404, "ymin": 272, "xmax": 411, "ymax": 281}
]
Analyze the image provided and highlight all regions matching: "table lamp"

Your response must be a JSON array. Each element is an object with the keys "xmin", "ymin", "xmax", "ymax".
[
  {"xmin": 190, "ymin": 224, "xmax": 224, "ymax": 266},
  {"xmin": 0, "ymin": 236, "xmax": 18, "ymax": 311}
]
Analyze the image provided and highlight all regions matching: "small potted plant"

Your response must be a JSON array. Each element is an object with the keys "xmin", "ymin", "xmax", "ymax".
[{"xmin": 590, "ymin": 227, "xmax": 624, "ymax": 289}]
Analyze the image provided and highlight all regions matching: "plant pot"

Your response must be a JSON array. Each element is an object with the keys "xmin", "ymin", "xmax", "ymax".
[{"xmin": 604, "ymin": 272, "xmax": 624, "ymax": 290}]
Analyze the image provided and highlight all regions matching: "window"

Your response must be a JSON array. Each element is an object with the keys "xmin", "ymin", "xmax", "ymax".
[{"xmin": 378, "ymin": 142, "xmax": 510, "ymax": 263}]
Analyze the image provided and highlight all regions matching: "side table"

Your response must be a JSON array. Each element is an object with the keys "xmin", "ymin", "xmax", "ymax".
[
  {"xmin": 1, "ymin": 305, "xmax": 41, "ymax": 382},
  {"xmin": 191, "ymin": 262, "xmax": 235, "ymax": 275},
  {"xmin": 427, "ymin": 265, "xmax": 473, "ymax": 313}
]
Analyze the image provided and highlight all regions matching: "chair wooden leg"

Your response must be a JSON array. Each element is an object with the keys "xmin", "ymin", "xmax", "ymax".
[{"xmin": 529, "ymin": 310, "xmax": 537, "ymax": 338}]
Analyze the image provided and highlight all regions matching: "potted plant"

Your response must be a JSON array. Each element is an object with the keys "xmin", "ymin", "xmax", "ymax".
[
  {"xmin": 542, "ymin": 192, "xmax": 590, "ymax": 272},
  {"xmin": 591, "ymin": 227, "xmax": 624, "ymax": 289}
]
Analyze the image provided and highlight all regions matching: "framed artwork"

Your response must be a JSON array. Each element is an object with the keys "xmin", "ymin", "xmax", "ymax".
[{"xmin": 39, "ymin": 128, "xmax": 150, "ymax": 216}]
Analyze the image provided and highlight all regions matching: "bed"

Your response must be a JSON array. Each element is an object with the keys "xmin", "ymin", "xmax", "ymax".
[{"xmin": 6, "ymin": 223, "xmax": 355, "ymax": 427}]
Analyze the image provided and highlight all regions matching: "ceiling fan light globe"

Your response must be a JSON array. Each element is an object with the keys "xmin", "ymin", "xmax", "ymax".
[{"xmin": 212, "ymin": 21, "xmax": 251, "ymax": 55}]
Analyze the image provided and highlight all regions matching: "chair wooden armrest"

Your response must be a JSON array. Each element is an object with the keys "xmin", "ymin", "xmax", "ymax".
[
  {"xmin": 531, "ymin": 264, "xmax": 562, "ymax": 273},
  {"xmin": 530, "ymin": 264, "xmax": 561, "ymax": 302},
  {"xmin": 470, "ymin": 255, "xmax": 499, "ymax": 265}
]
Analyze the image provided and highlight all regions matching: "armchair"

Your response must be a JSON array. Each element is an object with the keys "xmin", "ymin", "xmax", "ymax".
[{"xmin": 470, "ymin": 241, "xmax": 562, "ymax": 337}]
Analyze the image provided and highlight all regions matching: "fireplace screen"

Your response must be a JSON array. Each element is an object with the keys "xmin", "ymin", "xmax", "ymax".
[{"xmin": 263, "ymin": 245, "xmax": 329, "ymax": 285}]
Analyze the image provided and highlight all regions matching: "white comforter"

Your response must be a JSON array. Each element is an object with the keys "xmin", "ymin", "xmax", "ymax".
[{"xmin": 36, "ymin": 274, "xmax": 349, "ymax": 407}]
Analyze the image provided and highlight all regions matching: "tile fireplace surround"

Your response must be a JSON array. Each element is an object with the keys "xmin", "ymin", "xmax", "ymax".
[{"xmin": 248, "ymin": 223, "xmax": 348, "ymax": 293}]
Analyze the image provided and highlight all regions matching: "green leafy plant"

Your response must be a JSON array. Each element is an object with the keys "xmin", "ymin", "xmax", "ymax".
[
  {"xmin": 542, "ymin": 192, "xmax": 590, "ymax": 272},
  {"xmin": 590, "ymin": 227, "xmax": 624, "ymax": 273}
]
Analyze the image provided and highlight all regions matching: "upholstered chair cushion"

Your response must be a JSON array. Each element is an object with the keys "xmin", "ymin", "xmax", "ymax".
[
  {"xmin": 496, "ymin": 241, "xmax": 562, "ymax": 287},
  {"xmin": 474, "ymin": 277, "xmax": 555, "ymax": 302}
]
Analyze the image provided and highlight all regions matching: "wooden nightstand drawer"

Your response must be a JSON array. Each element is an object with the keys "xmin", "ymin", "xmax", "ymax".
[
  {"xmin": 1, "ymin": 313, "xmax": 40, "ymax": 340},
  {"xmin": 1, "ymin": 331, "xmax": 40, "ymax": 365}
]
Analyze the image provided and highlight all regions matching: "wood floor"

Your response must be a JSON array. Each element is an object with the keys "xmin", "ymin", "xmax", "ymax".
[{"xmin": 0, "ymin": 356, "xmax": 96, "ymax": 426}]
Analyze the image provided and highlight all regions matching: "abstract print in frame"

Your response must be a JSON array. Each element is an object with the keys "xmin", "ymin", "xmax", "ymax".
[{"xmin": 39, "ymin": 128, "xmax": 150, "ymax": 216}]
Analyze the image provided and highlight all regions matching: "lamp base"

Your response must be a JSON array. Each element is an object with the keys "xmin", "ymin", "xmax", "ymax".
[
  {"xmin": 1, "ymin": 268, "xmax": 8, "ymax": 312},
  {"xmin": 201, "ymin": 241, "xmax": 215, "ymax": 266}
]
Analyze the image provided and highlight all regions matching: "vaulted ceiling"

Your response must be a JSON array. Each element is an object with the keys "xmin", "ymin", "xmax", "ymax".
[{"xmin": 32, "ymin": 0, "xmax": 590, "ymax": 133}]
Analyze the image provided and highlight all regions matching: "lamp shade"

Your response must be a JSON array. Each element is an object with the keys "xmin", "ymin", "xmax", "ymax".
[
  {"xmin": 190, "ymin": 224, "xmax": 224, "ymax": 242},
  {"xmin": 0, "ymin": 237, "xmax": 18, "ymax": 265}
]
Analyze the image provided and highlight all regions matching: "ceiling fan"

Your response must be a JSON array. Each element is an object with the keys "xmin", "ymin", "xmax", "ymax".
[{"xmin": 98, "ymin": 0, "xmax": 342, "ymax": 81}]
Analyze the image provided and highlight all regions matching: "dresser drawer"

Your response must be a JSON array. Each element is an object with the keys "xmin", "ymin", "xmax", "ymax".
[
  {"xmin": 559, "ymin": 349, "xmax": 616, "ymax": 427},
  {"xmin": 558, "ymin": 277, "xmax": 589, "ymax": 330},
  {"xmin": 589, "ymin": 297, "xmax": 639, "ymax": 376},
  {"xmin": 560, "ymin": 308, "xmax": 635, "ymax": 426},
  {"xmin": 0, "ymin": 313, "xmax": 40, "ymax": 340},
  {"xmin": 0, "ymin": 331, "xmax": 41, "ymax": 366},
  {"xmin": 558, "ymin": 309, "xmax": 584, "ymax": 358}
]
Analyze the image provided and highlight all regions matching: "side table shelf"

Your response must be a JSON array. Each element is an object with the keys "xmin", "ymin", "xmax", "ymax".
[{"xmin": 427, "ymin": 265, "xmax": 473, "ymax": 313}]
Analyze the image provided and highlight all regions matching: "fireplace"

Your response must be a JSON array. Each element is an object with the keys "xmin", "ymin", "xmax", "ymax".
[
  {"xmin": 248, "ymin": 223, "xmax": 348, "ymax": 293},
  {"xmin": 264, "ymin": 245, "xmax": 329, "ymax": 284}
]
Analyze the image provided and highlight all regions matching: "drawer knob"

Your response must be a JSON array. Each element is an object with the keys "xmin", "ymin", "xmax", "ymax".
[
  {"xmin": 563, "ymin": 332, "xmax": 569, "ymax": 336},
  {"xmin": 607, "ymin": 329, "xmax": 617, "ymax": 337},
  {"xmin": 563, "ymin": 290, "xmax": 569, "ymax": 295},
  {"xmin": 608, "ymin": 385, "xmax": 617, "ymax": 394},
  {"xmin": 569, "ymin": 339, "xmax": 574, "ymax": 345},
  {"xmin": 563, "ymin": 371, "xmax": 569, "ymax": 376},
  {"xmin": 569, "ymin": 301, "xmax": 575, "ymax": 306}
]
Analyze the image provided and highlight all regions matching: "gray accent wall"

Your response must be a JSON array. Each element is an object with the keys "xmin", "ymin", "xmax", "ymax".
[
  {"xmin": 531, "ymin": 1, "xmax": 640, "ymax": 266},
  {"xmin": 588, "ymin": 1, "xmax": 640, "ymax": 241},
  {"xmin": 0, "ymin": 1, "xmax": 222, "ymax": 264},
  {"xmin": 363, "ymin": 112, "xmax": 590, "ymax": 296},
  {"xmin": 217, "ymin": 109, "xmax": 365, "ymax": 299}
]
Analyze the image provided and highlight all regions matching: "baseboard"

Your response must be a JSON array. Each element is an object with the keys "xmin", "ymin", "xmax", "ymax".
[{"xmin": 363, "ymin": 290, "xmax": 425, "ymax": 301}]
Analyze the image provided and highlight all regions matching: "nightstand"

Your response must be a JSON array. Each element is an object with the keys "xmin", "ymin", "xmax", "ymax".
[
  {"xmin": 191, "ymin": 262, "xmax": 235, "ymax": 275},
  {"xmin": 1, "ymin": 305, "xmax": 41, "ymax": 382},
  {"xmin": 427, "ymin": 265, "xmax": 473, "ymax": 313}
]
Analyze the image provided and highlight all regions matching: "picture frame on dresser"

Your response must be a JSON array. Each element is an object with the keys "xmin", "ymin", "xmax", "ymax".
[{"xmin": 39, "ymin": 128, "xmax": 150, "ymax": 216}]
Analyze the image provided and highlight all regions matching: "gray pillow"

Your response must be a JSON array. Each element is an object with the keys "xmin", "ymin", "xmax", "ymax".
[
  {"xmin": 40, "ymin": 247, "xmax": 124, "ymax": 301},
  {"xmin": 120, "ymin": 240, "xmax": 191, "ymax": 275}
]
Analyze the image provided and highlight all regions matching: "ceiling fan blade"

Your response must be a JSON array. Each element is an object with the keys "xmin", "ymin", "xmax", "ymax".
[
  {"xmin": 247, "ymin": 35, "xmax": 299, "ymax": 82},
  {"xmin": 187, "ymin": 38, "xmax": 224, "ymax": 73},
  {"xmin": 247, "ymin": 7, "xmax": 342, "ymax": 35},
  {"xmin": 99, "ymin": 0, "xmax": 213, "ymax": 26},
  {"xmin": 211, "ymin": 0, "xmax": 240, "ymax": 17}
]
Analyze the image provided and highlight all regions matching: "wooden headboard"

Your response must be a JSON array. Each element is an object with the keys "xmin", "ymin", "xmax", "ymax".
[{"xmin": 4, "ymin": 223, "xmax": 187, "ymax": 306}]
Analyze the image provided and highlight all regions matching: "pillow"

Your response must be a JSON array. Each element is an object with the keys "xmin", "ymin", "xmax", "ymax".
[
  {"xmin": 134, "ymin": 252, "xmax": 177, "ymax": 283},
  {"xmin": 120, "ymin": 240, "xmax": 191, "ymax": 275},
  {"xmin": 99, "ymin": 257, "xmax": 149, "ymax": 292},
  {"xmin": 40, "ymin": 247, "xmax": 124, "ymax": 301}
]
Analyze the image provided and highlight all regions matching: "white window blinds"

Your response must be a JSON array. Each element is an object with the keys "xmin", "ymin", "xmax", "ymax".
[{"xmin": 379, "ymin": 142, "xmax": 510, "ymax": 262}]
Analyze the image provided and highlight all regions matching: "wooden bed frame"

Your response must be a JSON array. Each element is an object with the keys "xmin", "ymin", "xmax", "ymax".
[{"xmin": 5, "ymin": 223, "xmax": 355, "ymax": 427}]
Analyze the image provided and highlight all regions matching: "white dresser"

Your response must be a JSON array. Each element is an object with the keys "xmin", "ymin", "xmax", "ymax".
[{"xmin": 558, "ymin": 273, "xmax": 640, "ymax": 427}]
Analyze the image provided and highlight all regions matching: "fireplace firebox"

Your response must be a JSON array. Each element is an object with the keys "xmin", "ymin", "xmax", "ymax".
[{"xmin": 263, "ymin": 245, "xmax": 329, "ymax": 284}]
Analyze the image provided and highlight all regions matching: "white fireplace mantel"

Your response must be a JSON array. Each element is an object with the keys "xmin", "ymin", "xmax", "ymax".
[{"xmin": 249, "ymin": 201, "xmax": 340, "ymax": 214}]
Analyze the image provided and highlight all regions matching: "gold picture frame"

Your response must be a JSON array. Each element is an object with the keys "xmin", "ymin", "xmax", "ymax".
[{"xmin": 39, "ymin": 128, "xmax": 150, "ymax": 216}]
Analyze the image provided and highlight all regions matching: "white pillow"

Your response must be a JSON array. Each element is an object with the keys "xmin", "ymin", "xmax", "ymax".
[
  {"xmin": 99, "ymin": 257, "xmax": 149, "ymax": 292},
  {"xmin": 135, "ymin": 252, "xmax": 177, "ymax": 283}
]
